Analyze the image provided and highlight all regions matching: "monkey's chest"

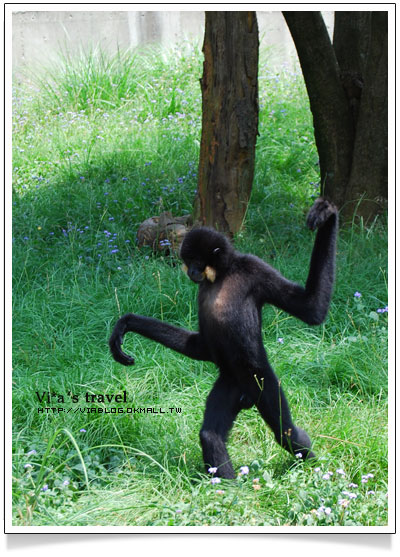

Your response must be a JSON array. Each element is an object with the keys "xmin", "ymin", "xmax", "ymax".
[
  {"xmin": 199, "ymin": 280, "xmax": 256, "ymax": 332},
  {"xmin": 199, "ymin": 282, "xmax": 235, "ymax": 323},
  {"xmin": 199, "ymin": 289, "xmax": 261, "ymax": 368}
]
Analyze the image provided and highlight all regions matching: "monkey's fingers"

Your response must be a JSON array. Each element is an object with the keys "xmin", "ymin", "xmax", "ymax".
[
  {"xmin": 111, "ymin": 344, "xmax": 135, "ymax": 366},
  {"xmin": 114, "ymin": 349, "xmax": 135, "ymax": 366},
  {"xmin": 306, "ymin": 198, "xmax": 337, "ymax": 230},
  {"xmin": 109, "ymin": 332, "xmax": 135, "ymax": 366}
]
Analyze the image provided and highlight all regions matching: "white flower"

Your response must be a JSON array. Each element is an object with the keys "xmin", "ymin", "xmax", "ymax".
[
  {"xmin": 208, "ymin": 467, "xmax": 218, "ymax": 474},
  {"xmin": 239, "ymin": 466, "xmax": 249, "ymax": 475},
  {"xmin": 342, "ymin": 490, "xmax": 356, "ymax": 498},
  {"xmin": 211, "ymin": 477, "xmax": 221, "ymax": 484},
  {"xmin": 317, "ymin": 506, "xmax": 331, "ymax": 516}
]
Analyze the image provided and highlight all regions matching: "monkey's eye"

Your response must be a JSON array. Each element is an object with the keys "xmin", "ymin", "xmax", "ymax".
[{"xmin": 213, "ymin": 248, "xmax": 221, "ymax": 255}]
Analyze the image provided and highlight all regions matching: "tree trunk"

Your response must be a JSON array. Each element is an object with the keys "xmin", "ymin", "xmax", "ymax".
[
  {"xmin": 283, "ymin": 12, "xmax": 354, "ymax": 209},
  {"xmin": 283, "ymin": 11, "xmax": 388, "ymax": 222},
  {"xmin": 194, "ymin": 12, "xmax": 259, "ymax": 236},
  {"xmin": 333, "ymin": 12, "xmax": 371, "ymax": 76},
  {"xmin": 333, "ymin": 12, "xmax": 371, "ymax": 128},
  {"xmin": 344, "ymin": 12, "xmax": 388, "ymax": 221}
]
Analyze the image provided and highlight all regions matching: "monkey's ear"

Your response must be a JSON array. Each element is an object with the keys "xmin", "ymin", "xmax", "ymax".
[{"xmin": 213, "ymin": 248, "xmax": 221, "ymax": 255}]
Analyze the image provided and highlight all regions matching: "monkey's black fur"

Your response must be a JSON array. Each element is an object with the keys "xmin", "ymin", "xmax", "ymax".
[{"xmin": 109, "ymin": 198, "xmax": 338, "ymax": 478}]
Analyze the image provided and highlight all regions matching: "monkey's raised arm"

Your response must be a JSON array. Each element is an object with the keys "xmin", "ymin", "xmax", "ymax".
[
  {"xmin": 261, "ymin": 198, "xmax": 338, "ymax": 325},
  {"xmin": 109, "ymin": 313, "xmax": 212, "ymax": 366}
]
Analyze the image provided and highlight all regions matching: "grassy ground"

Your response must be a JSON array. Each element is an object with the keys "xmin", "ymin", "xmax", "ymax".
[{"xmin": 12, "ymin": 43, "xmax": 388, "ymax": 527}]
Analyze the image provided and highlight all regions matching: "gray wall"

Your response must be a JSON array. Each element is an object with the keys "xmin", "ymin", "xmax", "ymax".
[{"xmin": 12, "ymin": 11, "xmax": 334, "ymax": 72}]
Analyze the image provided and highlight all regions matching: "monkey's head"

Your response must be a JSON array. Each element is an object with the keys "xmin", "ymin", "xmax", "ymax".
[{"xmin": 180, "ymin": 227, "xmax": 234, "ymax": 284}]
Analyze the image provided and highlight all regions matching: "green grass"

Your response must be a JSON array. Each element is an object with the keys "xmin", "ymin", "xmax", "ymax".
[{"xmin": 12, "ymin": 43, "xmax": 388, "ymax": 527}]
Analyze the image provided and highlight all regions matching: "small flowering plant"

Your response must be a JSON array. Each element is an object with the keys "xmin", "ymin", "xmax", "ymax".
[
  {"xmin": 347, "ymin": 289, "xmax": 388, "ymax": 350},
  {"xmin": 288, "ymin": 465, "xmax": 386, "ymax": 526},
  {"xmin": 352, "ymin": 290, "xmax": 388, "ymax": 319}
]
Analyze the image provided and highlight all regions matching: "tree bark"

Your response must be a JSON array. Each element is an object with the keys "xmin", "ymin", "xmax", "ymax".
[
  {"xmin": 194, "ymin": 12, "xmax": 259, "ymax": 236},
  {"xmin": 333, "ymin": 12, "xmax": 371, "ymax": 76},
  {"xmin": 344, "ymin": 12, "xmax": 388, "ymax": 221},
  {"xmin": 283, "ymin": 11, "xmax": 388, "ymax": 222},
  {"xmin": 283, "ymin": 12, "xmax": 354, "ymax": 208},
  {"xmin": 333, "ymin": 12, "xmax": 371, "ymax": 128}
]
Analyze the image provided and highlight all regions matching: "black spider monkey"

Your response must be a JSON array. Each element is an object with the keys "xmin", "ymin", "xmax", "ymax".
[{"xmin": 109, "ymin": 198, "xmax": 338, "ymax": 479}]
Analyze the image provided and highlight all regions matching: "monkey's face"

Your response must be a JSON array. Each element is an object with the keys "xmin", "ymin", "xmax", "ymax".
[
  {"xmin": 182, "ymin": 263, "xmax": 216, "ymax": 283},
  {"xmin": 180, "ymin": 227, "xmax": 233, "ymax": 285}
]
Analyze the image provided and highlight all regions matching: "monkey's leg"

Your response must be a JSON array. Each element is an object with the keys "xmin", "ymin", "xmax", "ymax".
[
  {"xmin": 245, "ymin": 368, "xmax": 315, "ymax": 460},
  {"xmin": 199, "ymin": 374, "xmax": 242, "ymax": 479}
]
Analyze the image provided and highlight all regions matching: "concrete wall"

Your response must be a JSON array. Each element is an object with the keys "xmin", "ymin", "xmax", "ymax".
[{"xmin": 12, "ymin": 11, "xmax": 334, "ymax": 72}]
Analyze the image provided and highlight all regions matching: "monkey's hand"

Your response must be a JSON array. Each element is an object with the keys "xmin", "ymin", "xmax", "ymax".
[
  {"xmin": 109, "ymin": 321, "xmax": 135, "ymax": 366},
  {"xmin": 306, "ymin": 198, "xmax": 338, "ymax": 231}
]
